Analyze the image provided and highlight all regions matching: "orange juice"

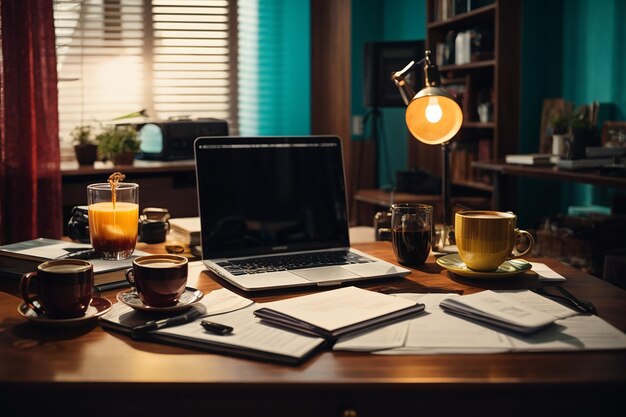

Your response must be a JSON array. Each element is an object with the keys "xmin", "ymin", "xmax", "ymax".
[{"xmin": 88, "ymin": 202, "xmax": 138, "ymax": 256}]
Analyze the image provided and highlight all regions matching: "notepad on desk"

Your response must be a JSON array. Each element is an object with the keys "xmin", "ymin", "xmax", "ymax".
[
  {"xmin": 254, "ymin": 286, "xmax": 425, "ymax": 340},
  {"xmin": 100, "ymin": 288, "xmax": 326, "ymax": 365},
  {"xmin": 439, "ymin": 290, "xmax": 573, "ymax": 334}
]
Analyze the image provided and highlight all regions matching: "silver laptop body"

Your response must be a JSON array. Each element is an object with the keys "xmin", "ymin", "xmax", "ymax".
[{"xmin": 194, "ymin": 136, "xmax": 409, "ymax": 291}]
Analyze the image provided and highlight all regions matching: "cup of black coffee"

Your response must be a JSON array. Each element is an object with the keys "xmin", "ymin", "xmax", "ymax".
[
  {"xmin": 391, "ymin": 203, "xmax": 433, "ymax": 266},
  {"xmin": 126, "ymin": 254, "xmax": 188, "ymax": 307},
  {"xmin": 20, "ymin": 260, "xmax": 94, "ymax": 319}
]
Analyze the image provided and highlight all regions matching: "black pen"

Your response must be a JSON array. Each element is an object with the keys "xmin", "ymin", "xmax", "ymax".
[
  {"xmin": 131, "ymin": 309, "xmax": 204, "ymax": 339},
  {"xmin": 200, "ymin": 320, "xmax": 233, "ymax": 335}
]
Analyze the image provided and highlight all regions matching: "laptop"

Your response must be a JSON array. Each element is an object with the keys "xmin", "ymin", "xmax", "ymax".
[{"xmin": 194, "ymin": 136, "xmax": 410, "ymax": 291}]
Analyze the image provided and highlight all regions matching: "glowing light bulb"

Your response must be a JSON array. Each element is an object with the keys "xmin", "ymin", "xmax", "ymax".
[{"xmin": 425, "ymin": 97, "xmax": 443, "ymax": 123}]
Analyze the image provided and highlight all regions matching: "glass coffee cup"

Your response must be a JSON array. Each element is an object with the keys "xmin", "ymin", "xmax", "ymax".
[
  {"xmin": 88, "ymin": 182, "xmax": 139, "ymax": 260},
  {"xmin": 391, "ymin": 203, "xmax": 433, "ymax": 266}
]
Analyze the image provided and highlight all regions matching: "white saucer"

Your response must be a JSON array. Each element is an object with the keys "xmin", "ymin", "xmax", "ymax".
[
  {"xmin": 116, "ymin": 287, "xmax": 204, "ymax": 313},
  {"xmin": 436, "ymin": 254, "xmax": 532, "ymax": 279},
  {"xmin": 17, "ymin": 297, "xmax": 112, "ymax": 326}
]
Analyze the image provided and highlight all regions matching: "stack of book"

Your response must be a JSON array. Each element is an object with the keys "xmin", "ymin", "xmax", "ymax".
[
  {"xmin": 505, "ymin": 153, "xmax": 552, "ymax": 166},
  {"xmin": 0, "ymin": 238, "xmax": 145, "ymax": 291},
  {"xmin": 168, "ymin": 217, "xmax": 201, "ymax": 246}
]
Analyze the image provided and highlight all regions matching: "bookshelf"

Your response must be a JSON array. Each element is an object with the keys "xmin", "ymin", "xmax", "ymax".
[{"xmin": 410, "ymin": 0, "xmax": 521, "ymax": 199}]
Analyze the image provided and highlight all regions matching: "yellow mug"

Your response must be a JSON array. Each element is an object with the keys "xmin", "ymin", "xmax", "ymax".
[{"xmin": 455, "ymin": 211, "xmax": 534, "ymax": 272}]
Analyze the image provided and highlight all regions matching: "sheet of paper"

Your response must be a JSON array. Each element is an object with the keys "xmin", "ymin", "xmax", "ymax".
[
  {"xmin": 529, "ymin": 262, "xmax": 566, "ymax": 281},
  {"xmin": 161, "ymin": 303, "xmax": 324, "ymax": 358},
  {"xmin": 333, "ymin": 293, "xmax": 453, "ymax": 352},
  {"xmin": 496, "ymin": 290, "xmax": 577, "ymax": 319},
  {"xmin": 332, "ymin": 320, "xmax": 410, "ymax": 351},
  {"xmin": 102, "ymin": 288, "xmax": 253, "ymax": 328},
  {"xmin": 262, "ymin": 286, "xmax": 417, "ymax": 332},
  {"xmin": 441, "ymin": 290, "xmax": 557, "ymax": 329},
  {"xmin": 507, "ymin": 315, "xmax": 626, "ymax": 351}
]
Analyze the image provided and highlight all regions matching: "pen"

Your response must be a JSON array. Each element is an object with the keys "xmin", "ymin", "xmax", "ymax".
[
  {"xmin": 200, "ymin": 320, "xmax": 233, "ymax": 335},
  {"xmin": 131, "ymin": 309, "xmax": 204, "ymax": 339}
]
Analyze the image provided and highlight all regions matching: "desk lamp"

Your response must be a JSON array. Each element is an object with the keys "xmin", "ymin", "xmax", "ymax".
[{"xmin": 392, "ymin": 50, "xmax": 463, "ymax": 248}]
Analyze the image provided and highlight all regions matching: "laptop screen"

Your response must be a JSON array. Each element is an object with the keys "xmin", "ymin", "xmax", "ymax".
[{"xmin": 194, "ymin": 136, "xmax": 350, "ymax": 259}]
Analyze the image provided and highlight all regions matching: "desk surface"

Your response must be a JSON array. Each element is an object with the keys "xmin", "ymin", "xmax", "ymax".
[{"xmin": 1, "ymin": 242, "xmax": 625, "ymax": 417}]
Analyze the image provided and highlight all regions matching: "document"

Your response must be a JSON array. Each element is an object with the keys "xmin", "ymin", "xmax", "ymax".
[
  {"xmin": 440, "ymin": 290, "xmax": 574, "ymax": 333},
  {"xmin": 529, "ymin": 262, "xmax": 566, "ymax": 281},
  {"xmin": 334, "ymin": 291, "xmax": 626, "ymax": 355},
  {"xmin": 254, "ymin": 286, "xmax": 425, "ymax": 339},
  {"xmin": 507, "ymin": 315, "xmax": 626, "ymax": 351},
  {"xmin": 100, "ymin": 288, "xmax": 325, "ymax": 365}
]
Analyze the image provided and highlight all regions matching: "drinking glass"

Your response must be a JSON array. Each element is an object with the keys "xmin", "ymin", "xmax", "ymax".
[
  {"xmin": 391, "ymin": 203, "xmax": 433, "ymax": 266},
  {"xmin": 87, "ymin": 183, "xmax": 139, "ymax": 260}
]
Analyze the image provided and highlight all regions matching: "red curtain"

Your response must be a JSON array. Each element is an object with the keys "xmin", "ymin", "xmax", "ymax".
[{"xmin": 0, "ymin": 0, "xmax": 62, "ymax": 244}]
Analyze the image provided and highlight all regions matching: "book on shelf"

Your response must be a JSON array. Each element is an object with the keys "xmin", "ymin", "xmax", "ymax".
[
  {"xmin": 99, "ymin": 288, "xmax": 326, "ymax": 366},
  {"xmin": 439, "ymin": 290, "xmax": 571, "ymax": 334},
  {"xmin": 556, "ymin": 158, "xmax": 614, "ymax": 170},
  {"xmin": 0, "ymin": 238, "xmax": 147, "ymax": 291},
  {"xmin": 254, "ymin": 286, "xmax": 425, "ymax": 340},
  {"xmin": 505, "ymin": 153, "xmax": 552, "ymax": 165},
  {"xmin": 168, "ymin": 217, "xmax": 201, "ymax": 246}
]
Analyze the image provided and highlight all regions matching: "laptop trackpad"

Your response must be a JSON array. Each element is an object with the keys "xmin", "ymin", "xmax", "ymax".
[{"xmin": 292, "ymin": 266, "xmax": 360, "ymax": 283}]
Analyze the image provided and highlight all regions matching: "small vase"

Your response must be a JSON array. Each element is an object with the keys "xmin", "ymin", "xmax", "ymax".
[
  {"xmin": 74, "ymin": 144, "xmax": 98, "ymax": 166},
  {"xmin": 112, "ymin": 151, "xmax": 135, "ymax": 166}
]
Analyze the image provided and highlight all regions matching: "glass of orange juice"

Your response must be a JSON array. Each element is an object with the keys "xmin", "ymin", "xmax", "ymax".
[{"xmin": 87, "ymin": 183, "xmax": 139, "ymax": 260}]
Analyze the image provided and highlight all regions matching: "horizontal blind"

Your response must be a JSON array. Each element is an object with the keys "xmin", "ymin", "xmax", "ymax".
[
  {"xmin": 53, "ymin": 0, "xmax": 235, "ymax": 148},
  {"xmin": 151, "ymin": 0, "xmax": 232, "ymax": 122},
  {"xmin": 54, "ymin": 0, "xmax": 145, "ymax": 145}
]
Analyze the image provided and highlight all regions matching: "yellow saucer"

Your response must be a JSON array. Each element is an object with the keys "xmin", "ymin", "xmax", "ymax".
[{"xmin": 436, "ymin": 254, "xmax": 532, "ymax": 279}]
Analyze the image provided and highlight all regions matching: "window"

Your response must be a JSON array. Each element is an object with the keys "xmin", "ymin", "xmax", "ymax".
[{"xmin": 53, "ymin": 0, "xmax": 236, "ymax": 149}]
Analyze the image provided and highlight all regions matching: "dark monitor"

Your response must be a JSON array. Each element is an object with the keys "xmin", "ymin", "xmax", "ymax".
[{"xmin": 194, "ymin": 136, "xmax": 350, "ymax": 259}]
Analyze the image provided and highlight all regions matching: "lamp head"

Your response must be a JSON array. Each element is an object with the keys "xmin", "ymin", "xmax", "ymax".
[{"xmin": 392, "ymin": 51, "xmax": 463, "ymax": 145}]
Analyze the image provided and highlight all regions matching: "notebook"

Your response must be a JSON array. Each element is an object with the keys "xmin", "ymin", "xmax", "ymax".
[{"xmin": 194, "ymin": 136, "xmax": 410, "ymax": 291}]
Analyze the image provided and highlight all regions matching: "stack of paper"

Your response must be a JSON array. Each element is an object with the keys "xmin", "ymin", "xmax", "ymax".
[
  {"xmin": 254, "ymin": 286, "xmax": 425, "ymax": 340},
  {"xmin": 169, "ymin": 217, "xmax": 201, "ymax": 246},
  {"xmin": 100, "ymin": 288, "xmax": 325, "ymax": 365},
  {"xmin": 333, "ymin": 290, "xmax": 626, "ymax": 354},
  {"xmin": 439, "ymin": 290, "xmax": 560, "ymax": 334}
]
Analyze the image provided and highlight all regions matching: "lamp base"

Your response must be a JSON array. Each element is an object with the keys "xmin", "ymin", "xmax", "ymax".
[{"xmin": 433, "ymin": 223, "xmax": 457, "ymax": 253}]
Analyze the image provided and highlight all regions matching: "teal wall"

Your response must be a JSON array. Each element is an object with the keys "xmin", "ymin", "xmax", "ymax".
[
  {"xmin": 351, "ymin": 0, "xmax": 426, "ymax": 188},
  {"xmin": 238, "ymin": 0, "xmax": 310, "ymax": 136},
  {"xmin": 518, "ymin": 0, "xmax": 626, "ymax": 227}
]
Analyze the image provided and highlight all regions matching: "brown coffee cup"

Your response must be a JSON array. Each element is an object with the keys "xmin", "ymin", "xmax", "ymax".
[
  {"xmin": 20, "ymin": 260, "xmax": 94, "ymax": 319},
  {"xmin": 126, "ymin": 254, "xmax": 188, "ymax": 307},
  {"xmin": 455, "ymin": 210, "xmax": 534, "ymax": 272}
]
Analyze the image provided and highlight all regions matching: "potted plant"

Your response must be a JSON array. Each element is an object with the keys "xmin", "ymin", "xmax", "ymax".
[
  {"xmin": 71, "ymin": 125, "xmax": 98, "ymax": 166},
  {"xmin": 96, "ymin": 125, "xmax": 141, "ymax": 166},
  {"xmin": 569, "ymin": 107, "xmax": 600, "ymax": 159},
  {"xmin": 549, "ymin": 112, "xmax": 572, "ymax": 159}
]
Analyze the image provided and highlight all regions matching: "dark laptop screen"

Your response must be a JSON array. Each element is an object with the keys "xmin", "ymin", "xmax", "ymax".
[{"xmin": 194, "ymin": 136, "xmax": 350, "ymax": 259}]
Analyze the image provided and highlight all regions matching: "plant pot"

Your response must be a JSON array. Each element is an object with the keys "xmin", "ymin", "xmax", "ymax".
[
  {"xmin": 112, "ymin": 151, "xmax": 135, "ymax": 166},
  {"xmin": 569, "ymin": 128, "xmax": 600, "ymax": 160},
  {"xmin": 74, "ymin": 144, "xmax": 98, "ymax": 166}
]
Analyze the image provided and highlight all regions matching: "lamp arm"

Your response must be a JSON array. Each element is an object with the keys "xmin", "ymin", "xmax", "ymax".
[{"xmin": 392, "ymin": 59, "xmax": 424, "ymax": 106}]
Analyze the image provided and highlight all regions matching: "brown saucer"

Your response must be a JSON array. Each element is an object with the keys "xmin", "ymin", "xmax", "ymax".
[
  {"xmin": 17, "ymin": 297, "xmax": 112, "ymax": 327},
  {"xmin": 116, "ymin": 287, "xmax": 204, "ymax": 313}
]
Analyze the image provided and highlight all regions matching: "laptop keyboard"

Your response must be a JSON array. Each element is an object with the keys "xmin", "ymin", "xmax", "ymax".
[{"xmin": 216, "ymin": 251, "xmax": 374, "ymax": 275}]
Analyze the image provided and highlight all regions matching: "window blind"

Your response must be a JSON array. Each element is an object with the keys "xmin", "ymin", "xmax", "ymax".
[{"xmin": 53, "ymin": 0, "xmax": 235, "ymax": 148}]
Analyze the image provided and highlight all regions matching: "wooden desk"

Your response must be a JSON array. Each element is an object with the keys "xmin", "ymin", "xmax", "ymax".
[{"xmin": 1, "ymin": 242, "xmax": 625, "ymax": 417}]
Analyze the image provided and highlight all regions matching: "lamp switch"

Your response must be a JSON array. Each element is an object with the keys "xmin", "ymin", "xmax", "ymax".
[{"xmin": 352, "ymin": 115, "xmax": 364, "ymax": 136}]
